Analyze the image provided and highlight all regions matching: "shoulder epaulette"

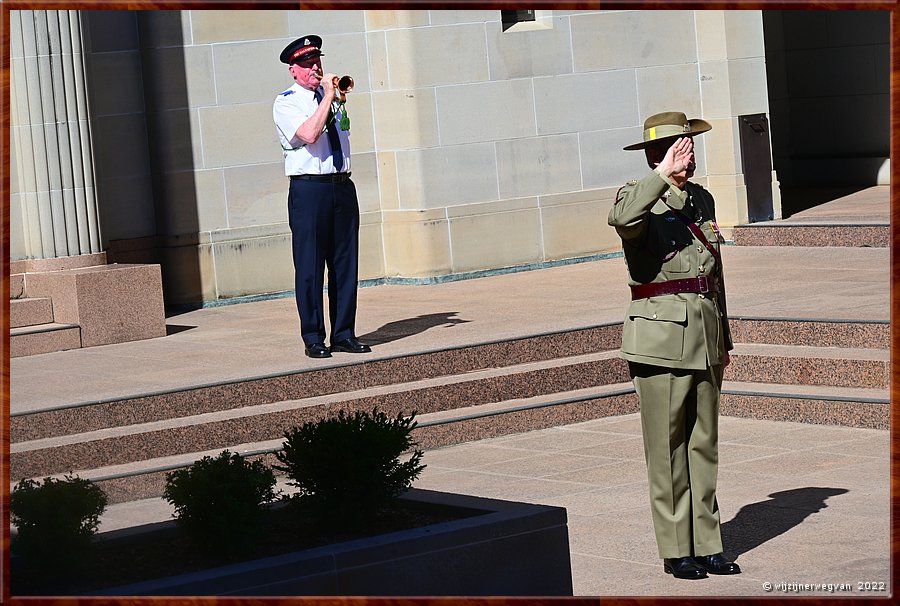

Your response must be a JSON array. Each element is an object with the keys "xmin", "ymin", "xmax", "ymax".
[{"xmin": 614, "ymin": 180, "xmax": 637, "ymax": 204}]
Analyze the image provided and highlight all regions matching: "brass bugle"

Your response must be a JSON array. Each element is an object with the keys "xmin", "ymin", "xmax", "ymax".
[
  {"xmin": 333, "ymin": 75, "xmax": 354, "ymax": 93},
  {"xmin": 332, "ymin": 75, "xmax": 354, "ymax": 101}
]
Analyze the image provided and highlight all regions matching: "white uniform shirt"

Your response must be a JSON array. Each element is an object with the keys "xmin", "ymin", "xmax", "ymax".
[{"xmin": 273, "ymin": 82, "xmax": 351, "ymax": 176}]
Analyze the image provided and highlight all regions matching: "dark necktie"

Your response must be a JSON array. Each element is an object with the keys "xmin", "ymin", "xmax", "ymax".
[{"xmin": 314, "ymin": 88, "xmax": 343, "ymax": 172}]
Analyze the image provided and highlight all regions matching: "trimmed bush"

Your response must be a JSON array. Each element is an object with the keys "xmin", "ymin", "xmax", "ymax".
[
  {"xmin": 163, "ymin": 450, "xmax": 279, "ymax": 552},
  {"xmin": 11, "ymin": 474, "xmax": 108, "ymax": 573},
  {"xmin": 275, "ymin": 408, "xmax": 425, "ymax": 522}
]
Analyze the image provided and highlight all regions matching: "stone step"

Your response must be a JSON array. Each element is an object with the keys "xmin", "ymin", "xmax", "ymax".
[
  {"xmin": 728, "ymin": 317, "xmax": 887, "ymax": 349},
  {"xmin": 724, "ymin": 380, "xmax": 887, "ymax": 402},
  {"xmin": 10, "ymin": 323, "xmax": 624, "ymax": 442},
  {"xmin": 11, "ymin": 252, "xmax": 108, "ymax": 276},
  {"xmin": 10, "ymin": 317, "xmax": 883, "ymax": 443},
  {"xmin": 10, "ymin": 382, "xmax": 640, "ymax": 503},
  {"xmin": 20, "ymin": 340, "xmax": 883, "ymax": 479},
  {"xmin": 12, "ymin": 383, "xmax": 644, "ymax": 504},
  {"xmin": 9, "ymin": 314, "xmax": 886, "ymax": 502},
  {"xmin": 10, "ymin": 297, "xmax": 54, "ymax": 328},
  {"xmin": 726, "ymin": 342, "xmax": 889, "ymax": 389},
  {"xmin": 9, "ymin": 351, "xmax": 630, "ymax": 479},
  {"xmin": 10, "ymin": 323, "xmax": 81, "ymax": 358},
  {"xmin": 12, "ymin": 377, "xmax": 887, "ymax": 505},
  {"xmin": 10, "ymin": 273, "xmax": 25, "ymax": 299},
  {"xmin": 732, "ymin": 224, "xmax": 889, "ymax": 247},
  {"xmin": 21, "ymin": 262, "xmax": 166, "ymax": 348},
  {"xmin": 720, "ymin": 381, "xmax": 888, "ymax": 430}
]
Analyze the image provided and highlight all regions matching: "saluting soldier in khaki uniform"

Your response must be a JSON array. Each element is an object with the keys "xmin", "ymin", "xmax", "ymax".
[{"xmin": 609, "ymin": 112, "xmax": 741, "ymax": 580}]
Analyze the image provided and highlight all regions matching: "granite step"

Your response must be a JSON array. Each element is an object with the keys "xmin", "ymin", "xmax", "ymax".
[
  {"xmin": 9, "ymin": 323, "xmax": 624, "ymax": 442},
  {"xmin": 11, "ymin": 316, "xmax": 886, "ymax": 445},
  {"xmin": 12, "ymin": 375, "xmax": 887, "ymax": 504},
  {"xmin": 10, "ymin": 297, "xmax": 54, "ymax": 328},
  {"xmin": 10, "ymin": 323, "xmax": 82, "ymax": 358},
  {"xmin": 9, "ymin": 312, "xmax": 886, "ymax": 499},
  {"xmin": 726, "ymin": 342, "xmax": 888, "ymax": 389},
  {"xmin": 724, "ymin": 380, "xmax": 887, "ymax": 401},
  {"xmin": 17, "ymin": 344, "xmax": 882, "ymax": 478},
  {"xmin": 10, "ymin": 382, "xmax": 641, "ymax": 504},
  {"xmin": 720, "ymin": 381, "xmax": 888, "ymax": 430},
  {"xmin": 10, "ymin": 316, "xmax": 884, "ymax": 444},
  {"xmin": 727, "ymin": 317, "xmax": 888, "ymax": 349},
  {"xmin": 9, "ymin": 350, "xmax": 631, "ymax": 479},
  {"xmin": 732, "ymin": 224, "xmax": 889, "ymax": 247},
  {"xmin": 10, "ymin": 272, "xmax": 25, "ymax": 299}
]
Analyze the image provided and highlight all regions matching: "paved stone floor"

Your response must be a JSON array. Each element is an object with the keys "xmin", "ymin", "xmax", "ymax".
[
  {"xmin": 415, "ymin": 414, "xmax": 890, "ymax": 597},
  {"xmin": 95, "ymin": 412, "xmax": 890, "ymax": 597}
]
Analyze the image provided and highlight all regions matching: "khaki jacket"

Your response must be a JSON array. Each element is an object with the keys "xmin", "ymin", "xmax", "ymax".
[{"xmin": 608, "ymin": 170, "xmax": 733, "ymax": 370}]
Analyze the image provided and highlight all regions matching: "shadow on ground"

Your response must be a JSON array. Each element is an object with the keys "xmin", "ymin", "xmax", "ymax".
[
  {"xmin": 723, "ymin": 487, "xmax": 848, "ymax": 561},
  {"xmin": 359, "ymin": 312, "xmax": 470, "ymax": 346},
  {"xmin": 165, "ymin": 325, "xmax": 196, "ymax": 336}
]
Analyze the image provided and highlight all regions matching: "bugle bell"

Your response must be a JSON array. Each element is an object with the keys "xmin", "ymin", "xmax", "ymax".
[{"xmin": 332, "ymin": 75, "xmax": 354, "ymax": 101}]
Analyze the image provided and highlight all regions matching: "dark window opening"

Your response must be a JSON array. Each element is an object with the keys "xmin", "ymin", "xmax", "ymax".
[{"xmin": 501, "ymin": 10, "xmax": 535, "ymax": 32}]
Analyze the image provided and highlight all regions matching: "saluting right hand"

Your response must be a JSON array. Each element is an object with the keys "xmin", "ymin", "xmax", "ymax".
[{"xmin": 658, "ymin": 137, "xmax": 694, "ymax": 178}]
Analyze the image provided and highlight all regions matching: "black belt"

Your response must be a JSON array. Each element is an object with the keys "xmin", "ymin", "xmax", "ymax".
[
  {"xmin": 290, "ymin": 172, "xmax": 351, "ymax": 183},
  {"xmin": 630, "ymin": 276, "xmax": 718, "ymax": 300}
]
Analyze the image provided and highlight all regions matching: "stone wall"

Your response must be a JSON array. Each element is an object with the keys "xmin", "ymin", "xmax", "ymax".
[{"xmin": 14, "ymin": 9, "xmax": 781, "ymax": 306}]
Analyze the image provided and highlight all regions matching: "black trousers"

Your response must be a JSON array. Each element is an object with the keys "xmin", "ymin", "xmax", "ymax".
[{"xmin": 287, "ymin": 177, "xmax": 360, "ymax": 346}]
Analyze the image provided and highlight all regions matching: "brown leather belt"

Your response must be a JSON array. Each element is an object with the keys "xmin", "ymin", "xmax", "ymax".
[{"xmin": 630, "ymin": 276, "xmax": 718, "ymax": 300}]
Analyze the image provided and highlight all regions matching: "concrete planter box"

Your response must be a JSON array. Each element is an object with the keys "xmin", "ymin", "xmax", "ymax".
[{"xmin": 89, "ymin": 489, "xmax": 573, "ymax": 596}]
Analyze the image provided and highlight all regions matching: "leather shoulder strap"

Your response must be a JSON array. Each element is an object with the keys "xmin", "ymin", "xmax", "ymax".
[{"xmin": 674, "ymin": 210, "xmax": 722, "ymax": 268}]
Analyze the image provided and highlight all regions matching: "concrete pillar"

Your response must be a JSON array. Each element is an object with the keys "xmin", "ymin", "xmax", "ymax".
[{"xmin": 10, "ymin": 9, "xmax": 101, "ymax": 260}]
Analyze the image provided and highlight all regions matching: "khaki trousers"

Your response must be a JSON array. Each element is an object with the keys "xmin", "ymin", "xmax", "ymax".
[{"xmin": 630, "ymin": 361, "xmax": 725, "ymax": 559}]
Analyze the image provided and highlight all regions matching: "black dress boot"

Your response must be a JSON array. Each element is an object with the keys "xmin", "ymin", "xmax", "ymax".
[
  {"xmin": 663, "ymin": 557, "xmax": 708, "ymax": 580},
  {"xmin": 694, "ymin": 553, "xmax": 741, "ymax": 575}
]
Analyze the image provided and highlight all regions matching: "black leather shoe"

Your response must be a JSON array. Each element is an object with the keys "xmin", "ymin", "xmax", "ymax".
[
  {"xmin": 663, "ymin": 557, "xmax": 708, "ymax": 580},
  {"xmin": 330, "ymin": 337, "xmax": 372, "ymax": 354},
  {"xmin": 304, "ymin": 343, "xmax": 331, "ymax": 358},
  {"xmin": 694, "ymin": 553, "xmax": 741, "ymax": 575}
]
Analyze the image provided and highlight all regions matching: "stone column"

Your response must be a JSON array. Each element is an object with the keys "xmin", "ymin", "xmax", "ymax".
[{"xmin": 10, "ymin": 9, "xmax": 101, "ymax": 259}]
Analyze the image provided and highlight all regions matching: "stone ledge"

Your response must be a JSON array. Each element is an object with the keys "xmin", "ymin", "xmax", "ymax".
[
  {"xmin": 85, "ymin": 489, "xmax": 573, "ymax": 597},
  {"xmin": 721, "ymin": 394, "xmax": 888, "ymax": 430},
  {"xmin": 10, "ymin": 298, "xmax": 54, "ymax": 328},
  {"xmin": 10, "ymin": 273, "xmax": 25, "ymax": 298},
  {"xmin": 24, "ymin": 263, "xmax": 166, "ymax": 349},
  {"xmin": 732, "ymin": 224, "xmax": 889, "ymax": 247},
  {"xmin": 10, "ymin": 324, "xmax": 82, "ymax": 358},
  {"xmin": 15, "ymin": 252, "xmax": 108, "ymax": 273}
]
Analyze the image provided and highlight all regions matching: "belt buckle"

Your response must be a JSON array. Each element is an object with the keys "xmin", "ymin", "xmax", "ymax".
[{"xmin": 697, "ymin": 275, "xmax": 710, "ymax": 293}]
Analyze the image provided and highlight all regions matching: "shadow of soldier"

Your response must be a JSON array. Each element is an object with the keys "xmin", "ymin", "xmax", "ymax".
[
  {"xmin": 722, "ymin": 487, "xmax": 848, "ymax": 562},
  {"xmin": 359, "ymin": 312, "xmax": 470, "ymax": 346}
]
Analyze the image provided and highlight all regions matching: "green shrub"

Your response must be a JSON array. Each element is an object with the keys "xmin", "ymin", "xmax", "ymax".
[
  {"xmin": 275, "ymin": 408, "xmax": 426, "ymax": 522},
  {"xmin": 11, "ymin": 474, "xmax": 108, "ymax": 572},
  {"xmin": 163, "ymin": 450, "xmax": 279, "ymax": 552}
]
